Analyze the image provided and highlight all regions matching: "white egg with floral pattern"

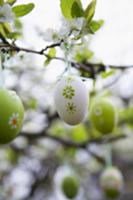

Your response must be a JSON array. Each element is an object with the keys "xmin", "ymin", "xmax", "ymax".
[{"xmin": 54, "ymin": 76, "xmax": 88, "ymax": 125}]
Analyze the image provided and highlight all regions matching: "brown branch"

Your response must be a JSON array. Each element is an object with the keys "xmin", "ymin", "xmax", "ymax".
[
  {"xmin": 20, "ymin": 131, "xmax": 126, "ymax": 148},
  {"xmin": 0, "ymin": 34, "xmax": 133, "ymax": 71},
  {"xmin": 19, "ymin": 131, "xmax": 125, "ymax": 166}
]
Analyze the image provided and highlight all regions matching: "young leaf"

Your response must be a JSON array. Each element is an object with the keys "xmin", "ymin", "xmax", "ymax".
[
  {"xmin": 0, "ymin": 24, "xmax": 6, "ymax": 37},
  {"xmin": 3, "ymin": 23, "xmax": 11, "ymax": 34},
  {"xmin": 14, "ymin": 18, "xmax": 22, "ymax": 30},
  {"xmin": 75, "ymin": 48, "xmax": 94, "ymax": 62},
  {"xmin": 7, "ymin": 0, "xmax": 17, "ymax": 6},
  {"xmin": 101, "ymin": 70, "xmax": 115, "ymax": 78},
  {"xmin": 7, "ymin": 31, "xmax": 21, "ymax": 39},
  {"xmin": 71, "ymin": 124, "xmax": 89, "ymax": 142},
  {"xmin": 44, "ymin": 58, "xmax": 51, "ymax": 67},
  {"xmin": 12, "ymin": 3, "xmax": 35, "ymax": 17},
  {"xmin": 71, "ymin": 1, "xmax": 84, "ymax": 18},
  {"xmin": 0, "ymin": 0, "xmax": 4, "ymax": 6},
  {"xmin": 89, "ymin": 19, "xmax": 104, "ymax": 32},
  {"xmin": 60, "ymin": 0, "xmax": 83, "ymax": 19},
  {"xmin": 48, "ymin": 47, "xmax": 56, "ymax": 58},
  {"xmin": 84, "ymin": 0, "xmax": 97, "ymax": 24},
  {"xmin": 44, "ymin": 48, "xmax": 56, "ymax": 67}
]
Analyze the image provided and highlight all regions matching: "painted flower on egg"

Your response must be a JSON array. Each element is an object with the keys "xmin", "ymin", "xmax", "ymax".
[
  {"xmin": 66, "ymin": 102, "xmax": 76, "ymax": 114},
  {"xmin": 8, "ymin": 113, "xmax": 19, "ymax": 129},
  {"xmin": 0, "ymin": 88, "xmax": 24, "ymax": 144},
  {"xmin": 63, "ymin": 85, "xmax": 75, "ymax": 99}
]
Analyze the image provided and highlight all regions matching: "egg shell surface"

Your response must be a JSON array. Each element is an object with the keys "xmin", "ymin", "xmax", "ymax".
[
  {"xmin": 54, "ymin": 76, "xmax": 88, "ymax": 125},
  {"xmin": 0, "ymin": 88, "xmax": 24, "ymax": 144},
  {"xmin": 90, "ymin": 99, "xmax": 117, "ymax": 134},
  {"xmin": 100, "ymin": 166, "xmax": 124, "ymax": 199}
]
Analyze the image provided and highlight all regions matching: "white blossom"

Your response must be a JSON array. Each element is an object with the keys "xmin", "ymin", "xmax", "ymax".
[
  {"xmin": 43, "ymin": 28, "xmax": 60, "ymax": 43},
  {"xmin": 43, "ymin": 28, "xmax": 54, "ymax": 42},
  {"xmin": 59, "ymin": 17, "xmax": 86, "ymax": 38},
  {"xmin": 70, "ymin": 17, "xmax": 86, "ymax": 31},
  {"xmin": 58, "ymin": 18, "xmax": 71, "ymax": 38},
  {"xmin": 58, "ymin": 25, "xmax": 70, "ymax": 39},
  {"xmin": 0, "ymin": 4, "xmax": 15, "ymax": 23}
]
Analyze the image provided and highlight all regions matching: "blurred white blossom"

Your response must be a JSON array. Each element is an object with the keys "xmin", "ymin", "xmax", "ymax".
[
  {"xmin": 43, "ymin": 17, "xmax": 86, "ymax": 43},
  {"xmin": 43, "ymin": 28, "xmax": 60, "ymax": 42},
  {"xmin": 0, "ymin": 4, "xmax": 14, "ymax": 23},
  {"xmin": 70, "ymin": 17, "xmax": 86, "ymax": 31},
  {"xmin": 58, "ymin": 18, "xmax": 71, "ymax": 39},
  {"xmin": 61, "ymin": 17, "xmax": 86, "ymax": 38}
]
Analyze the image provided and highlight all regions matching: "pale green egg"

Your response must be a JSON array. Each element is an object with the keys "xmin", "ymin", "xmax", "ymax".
[
  {"xmin": 0, "ymin": 88, "xmax": 24, "ymax": 144},
  {"xmin": 90, "ymin": 99, "xmax": 117, "ymax": 134},
  {"xmin": 100, "ymin": 166, "xmax": 124, "ymax": 199}
]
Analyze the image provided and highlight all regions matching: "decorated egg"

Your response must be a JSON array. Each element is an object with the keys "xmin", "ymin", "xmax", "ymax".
[
  {"xmin": 90, "ymin": 98, "xmax": 117, "ymax": 134},
  {"xmin": 54, "ymin": 76, "xmax": 88, "ymax": 125},
  {"xmin": 0, "ymin": 88, "xmax": 24, "ymax": 144},
  {"xmin": 100, "ymin": 166, "xmax": 124, "ymax": 199},
  {"xmin": 61, "ymin": 175, "xmax": 79, "ymax": 199}
]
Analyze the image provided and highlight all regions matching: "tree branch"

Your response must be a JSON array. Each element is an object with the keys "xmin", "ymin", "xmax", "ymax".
[
  {"xmin": 0, "ymin": 35, "xmax": 132, "ymax": 74},
  {"xmin": 20, "ymin": 131, "xmax": 126, "ymax": 149}
]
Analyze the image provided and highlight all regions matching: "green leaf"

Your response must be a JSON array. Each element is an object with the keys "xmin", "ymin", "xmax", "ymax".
[
  {"xmin": 101, "ymin": 70, "xmax": 115, "ymax": 78},
  {"xmin": 0, "ymin": 0, "xmax": 4, "ymax": 6},
  {"xmin": 12, "ymin": 3, "xmax": 35, "ymax": 17},
  {"xmin": 7, "ymin": 31, "xmax": 21, "ymax": 39},
  {"xmin": 14, "ymin": 18, "xmax": 23, "ymax": 30},
  {"xmin": 48, "ymin": 47, "xmax": 56, "ymax": 58},
  {"xmin": 71, "ymin": 1, "xmax": 84, "ymax": 18},
  {"xmin": 89, "ymin": 19, "xmax": 104, "ymax": 32},
  {"xmin": 71, "ymin": 124, "xmax": 89, "ymax": 142},
  {"xmin": 75, "ymin": 48, "xmax": 94, "ymax": 62},
  {"xmin": 49, "ymin": 122, "xmax": 66, "ymax": 137},
  {"xmin": 0, "ymin": 23, "xmax": 11, "ymax": 37},
  {"xmin": 84, "ymin": 0, "xmax": 97, "ymax": 24},
  {"xmin": 44, "ymin": 47, "xmax": 56, "ymax": 66},
  {"xmin": 7, "ymin": 0, "xmax": 17, "ymax": 6},
  {"xmin": 28, "ymin": 98, "xmax": 38, "ymax": 109},
  {"xmin": 2, "ymin": 23, "xmax": 11, "ymax": 34},
  {"xmin": 0, "ymin": 24, "xmax": 6, "ymax": 37},
  {"xmin": 60, "ymin": 0, "xmax": 84, "ymax": 19},
  {"xmin": 44, "ymin": 58, "xmax": 51, "ymax": 67}
]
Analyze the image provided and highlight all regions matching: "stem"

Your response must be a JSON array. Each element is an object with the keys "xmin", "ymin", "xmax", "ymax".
[
  {"xmin": 106, "ymin": 145, "xmax": 112, "ymax": 167},
  {"xmin": 0, "ymin": 51, "xmax": 5, "ymax": 88}
]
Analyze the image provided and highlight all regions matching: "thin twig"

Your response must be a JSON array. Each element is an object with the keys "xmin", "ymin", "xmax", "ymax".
[{"xmin": 0, "ymin": 34, "xmax": 133, "ymax": 71}]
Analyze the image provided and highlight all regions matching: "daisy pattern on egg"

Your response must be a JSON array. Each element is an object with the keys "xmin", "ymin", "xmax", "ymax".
[{"xmin": 8, "ymin": 113, "xmax": 19, "ymax": 129}]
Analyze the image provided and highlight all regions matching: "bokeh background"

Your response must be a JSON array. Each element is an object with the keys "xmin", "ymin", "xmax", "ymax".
[{"xmin": 1, "ymin": 0, "xmax": 133, "ymax": 200}]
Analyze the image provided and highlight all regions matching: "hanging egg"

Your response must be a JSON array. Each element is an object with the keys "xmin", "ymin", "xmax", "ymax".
[
  {"xmin": 100, "ymin": 166, "xmax": 124, "ymax": 199},
  {"xmin": 90, "ymin": 98, "xmax": 117, "ymax": 134},
  {"xmin": 54, "ymin": 76, "xmax": 88, "ymax": 125},
  {"xmin": 61, "ymin": 175, "xmax": 79, "ymax": 199},
  {"xmin": 0, "ymin": 88, "xmax": 24, "ymax": 144}
]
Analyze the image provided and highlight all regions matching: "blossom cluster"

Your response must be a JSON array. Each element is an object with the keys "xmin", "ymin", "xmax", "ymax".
[{"xmin": 0, "ymin": 4, "xmax": 14, "ymax": 23}]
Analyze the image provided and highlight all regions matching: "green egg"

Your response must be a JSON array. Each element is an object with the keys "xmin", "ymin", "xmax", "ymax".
[
  {"xmin": 61, "ymin": 176, "xmax": 79, "ymax": 199},
  {"xmin": 90, "ymin": 99, "xmax": 117, "ymax": 134},
  {"xmin": 0, "ymin": 88, "xmax": 24, "ymax": 144}
]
